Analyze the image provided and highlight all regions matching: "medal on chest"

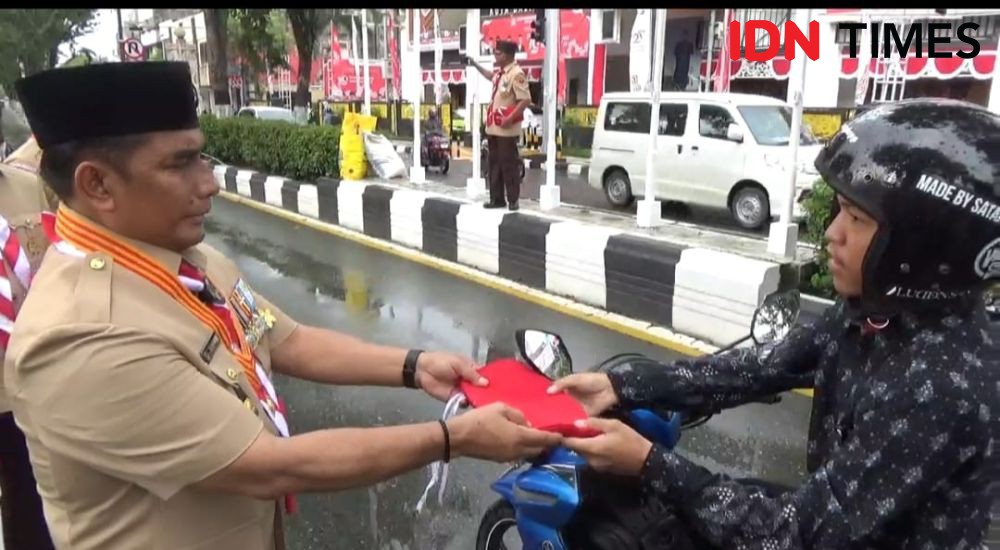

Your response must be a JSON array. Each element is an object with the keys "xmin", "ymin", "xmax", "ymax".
[
  {"xmin": 229, "ymin": 278, "xmax": 275, "ymax": 349},
  {"xmin": 226, "ymin": 278, "xmax": 288, "ymax": 436}
]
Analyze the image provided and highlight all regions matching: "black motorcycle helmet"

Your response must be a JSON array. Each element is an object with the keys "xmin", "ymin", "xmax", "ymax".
[{"xmin": 814, "ymin": 98, "xmax": 1000, "ymax": 316}]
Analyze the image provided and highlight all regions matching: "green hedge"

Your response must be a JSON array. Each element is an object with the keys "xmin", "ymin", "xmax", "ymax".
[
  {"xmin": 199, "ymin": 115, "xmax": 340, "ymax": 181},
  {"xmin": 801, "ymin": 178, "xmax": 836, "ymax": 299}
]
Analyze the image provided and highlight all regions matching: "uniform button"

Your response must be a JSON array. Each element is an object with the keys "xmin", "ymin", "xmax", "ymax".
[
  {"xmin": 243, "ymin": 398, "xmax": 254, "ymax": 410},
  {"xmin": 89, "ymin": 258, "xmax": 106, "ymax": 270},
  {"xmin": 226, "ymin": 368, "xmax": 238, "ymax": 381}
]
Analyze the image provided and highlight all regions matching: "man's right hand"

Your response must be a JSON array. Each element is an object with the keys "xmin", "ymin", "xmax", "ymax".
[
  {"xmin": 547, "ymin": 373, "xmax": 619, "ymax": 416},
  {"xmin": 449, "ymin": 402, "xmax": 562, "ymax": 462}
]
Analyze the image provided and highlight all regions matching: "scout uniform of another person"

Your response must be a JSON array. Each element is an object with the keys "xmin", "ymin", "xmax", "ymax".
[
  {"xmin": 0, "ymin": 150, "xmax": 57, "ymax": 549},
  {"xmin": 8, "ymin": 63, "xmax": 296, "ymax": 550},
  {"xmin": 484, "ymin": 40, "xmax": 531, "ymax": 211}
]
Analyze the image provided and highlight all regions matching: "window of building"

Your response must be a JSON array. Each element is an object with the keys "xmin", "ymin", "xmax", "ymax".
[{"xmin": 600, "ymin": 10, "xmax": 620, "ymax": 43}]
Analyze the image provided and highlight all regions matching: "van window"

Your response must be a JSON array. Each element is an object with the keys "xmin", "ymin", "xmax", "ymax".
[
  {"xmin": 737, "ymin": 105, "xmax": 820, "ymax": 146},
  {"xmin": 658, "ymin": 104, "xmax": 688, "ymax": 137},
  {"xmin": 698, "ymin": 104, "xmax": 736, "ymax": 140},
  {"xmin": 604, "ymin": 102, "xmax": 651, "ymax": 133}
]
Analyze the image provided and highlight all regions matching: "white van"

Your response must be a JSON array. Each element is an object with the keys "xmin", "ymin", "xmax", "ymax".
[{"xmin": 588, "ymin": 92, "xmax": 823, "ymax": 229}]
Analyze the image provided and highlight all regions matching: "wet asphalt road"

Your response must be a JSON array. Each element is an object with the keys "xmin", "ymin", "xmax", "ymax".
[{"xmin": 204, "ymin": 196, "xmax": 813, "ymax": 550}]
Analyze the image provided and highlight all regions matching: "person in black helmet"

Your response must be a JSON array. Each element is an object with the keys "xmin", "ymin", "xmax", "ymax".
[{"xmin": 548, "ymin": 99, "xmax": 999, "ymax": 548}]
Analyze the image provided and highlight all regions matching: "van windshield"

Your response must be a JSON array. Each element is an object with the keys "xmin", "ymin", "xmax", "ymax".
[
  {"xmin": 256, "ymin": 109, "xmax": 297, "ymax": 123},
  {"xmin": 737, "ymin": 105, "xmax": 818, "ymax": 146}
]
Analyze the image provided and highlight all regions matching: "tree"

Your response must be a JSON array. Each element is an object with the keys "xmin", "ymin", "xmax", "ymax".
[
  {"xmin": 288, "ymin": 9, "xmax": 377, "ymax": 121},
  {"xmin": 0, "ymin": 9, "xmax": 97, "ymax": 100},
  {"xmin": 228, "ymin": 9, "xmax": 290, "ymax": 102},
  {"xmin": 203, "ymin": 9, "xmax": 231, "ymax": 116}
]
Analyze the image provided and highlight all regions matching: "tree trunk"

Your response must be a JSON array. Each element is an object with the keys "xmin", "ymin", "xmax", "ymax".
[
  {"xmin": 288, "ymin": 9, "xmax": 316, "ymax": 124},
  {"xmin": 204, "ymin": 9, "xmax": 231, "ymax": 116}
]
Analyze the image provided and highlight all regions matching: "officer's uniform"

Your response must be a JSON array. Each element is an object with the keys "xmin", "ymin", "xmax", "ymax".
[
  {"xmin": 0, "ymin": 160, "xmax": 58, "ymax": 549},
  {"xmin": 8, "ymin": 61, "xmax": 298, "ymax": 550},
  {"xmin": 485, "ymin": 41, "xmax": 531, "ymax": 208}
]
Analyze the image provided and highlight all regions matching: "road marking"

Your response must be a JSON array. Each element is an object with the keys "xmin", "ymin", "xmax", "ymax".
[{"xmin": 219, "ymin": 191, "xmax": 814, "ymax": 398}]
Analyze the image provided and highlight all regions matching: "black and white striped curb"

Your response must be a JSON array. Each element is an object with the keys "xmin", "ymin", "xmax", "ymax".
[{"xmin": 213, "ymin": 165, "xmax": 786, "ymax": 347}]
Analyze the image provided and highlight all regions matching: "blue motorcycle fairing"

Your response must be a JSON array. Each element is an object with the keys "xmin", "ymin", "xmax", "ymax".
[{"xmin": 628, "ymin": 408, "xmax": 682, "ymax": 449}]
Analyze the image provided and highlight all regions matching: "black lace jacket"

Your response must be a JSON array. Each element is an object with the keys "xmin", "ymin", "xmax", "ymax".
[{"xmin": 608, "ymin": 300, "xmax": 997, "ymax": 549}]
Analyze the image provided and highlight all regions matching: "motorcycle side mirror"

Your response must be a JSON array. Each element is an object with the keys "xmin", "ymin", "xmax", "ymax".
[
  {"xmin": 515, "ymin": 329, "xmax": 573, "ymax": 380},
  {"xmin": 751, "ymin": 290, "xmax": 801, "ymax": 346}
]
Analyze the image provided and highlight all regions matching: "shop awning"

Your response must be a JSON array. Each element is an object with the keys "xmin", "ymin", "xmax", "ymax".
[
  {"xmin": 699, "ymin": 51, "xmax": 996, "ymax": 80},
  {"xmin": 421, "ymin": 65, "xmax": 545, "ymax": 84}
]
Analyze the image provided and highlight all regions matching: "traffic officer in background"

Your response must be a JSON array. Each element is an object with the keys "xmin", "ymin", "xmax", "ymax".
[
  {"xmin": 0, "ymin": 138, "xmax": 57, "ymax": 549},
  {"xmin": 9, "ymin": 61, "xmax": 560, "ymax": 550},
  {"xmin": 468, "ymin": 40, "xmax": 531, "ymax": 211}
]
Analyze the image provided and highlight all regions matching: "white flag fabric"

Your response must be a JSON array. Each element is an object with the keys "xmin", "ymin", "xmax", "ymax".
[{"xmin": 629, "ymin": 9, "xmax": 652, "ymax": 93}]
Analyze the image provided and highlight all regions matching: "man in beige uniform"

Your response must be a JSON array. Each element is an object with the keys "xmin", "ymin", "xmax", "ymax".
[
  {"xmin": 0, "ymin": 147, "xmax": 58, "ymax": 549},
  {"xmin": 9, "ymin": 62, "xmax": 560, "ymax": 550},
  {"xmin": 469, "ymin": 40, "xmax": 532, "ymax": 211}
]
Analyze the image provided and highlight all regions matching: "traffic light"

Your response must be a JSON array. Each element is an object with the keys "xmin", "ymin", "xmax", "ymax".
[{"xmin": 530, "ymin": 9, "xmax": 545, "ymax": 43}]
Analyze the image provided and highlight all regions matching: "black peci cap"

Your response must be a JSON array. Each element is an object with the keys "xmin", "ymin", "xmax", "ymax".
[
  {"xmin": 15, "ymin": 61, "xmax": 199, "ymax": 149},
  {"xmin": 495, "ymin": 40, "xmax": 517, "ymax": 56}
]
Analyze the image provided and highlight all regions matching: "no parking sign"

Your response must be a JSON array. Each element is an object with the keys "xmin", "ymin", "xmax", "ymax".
[{"xmin": 121, "ymin": 37, "xmax": 145, "ymax": 62}]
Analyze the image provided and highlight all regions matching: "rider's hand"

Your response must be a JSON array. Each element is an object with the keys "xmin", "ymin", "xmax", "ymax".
[
  {"xmin": 547, "ymin": 372, "xmax": 618, "ymax": 416},
  {"xmin": 563, "ymin": 418, "xmax": 653, "ymax": 476},
  {"xmin": 449, "ymin": 403, "xmax": 563, "ymax": 462},
  {"xmin": 416, "ymin": 351, "xmax": 488, "ymax": 402}
]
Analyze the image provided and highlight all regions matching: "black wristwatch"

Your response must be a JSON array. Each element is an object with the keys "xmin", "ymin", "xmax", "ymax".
[{"xmin": 402, "ymin": 349, "xmax": 424, "ymax": 389}]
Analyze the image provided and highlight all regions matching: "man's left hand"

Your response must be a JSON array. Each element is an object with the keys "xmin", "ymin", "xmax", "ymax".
[
  {"xmin": 499, "ymin": 116, "xmax": 514, "ymax": 129},
  {"xmin": 563, "ymin": 418, "xmax": 653, "ymax": 476},
  {"xmin": 416, "ymin": 351, "xmax": 488, "ymax": 401}
]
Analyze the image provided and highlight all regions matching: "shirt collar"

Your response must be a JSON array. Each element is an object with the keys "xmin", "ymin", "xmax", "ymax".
[{"xmin": 59, "ymin": 204, "xmax": 209, "ymax": 274}]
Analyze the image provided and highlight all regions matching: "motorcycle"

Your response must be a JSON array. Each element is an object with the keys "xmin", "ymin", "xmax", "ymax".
[
  {"xmin": 480, "ymin": 137, "xmax": 526, "ymax": 184},
  {"xmin": 475, "ymin": 290, "xmax": 802, "ymax": 550},
  {"xmin": 421, "ymin": 132, "xmax": 451, "ymax": 175}
]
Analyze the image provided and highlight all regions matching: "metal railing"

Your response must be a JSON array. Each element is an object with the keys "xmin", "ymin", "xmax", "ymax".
[{"xmin": 735, "ymin": 8, "xmax": 793, "ymax": 53}]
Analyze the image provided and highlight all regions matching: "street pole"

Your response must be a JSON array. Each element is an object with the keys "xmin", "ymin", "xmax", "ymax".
[
  {"xmin": 465, "ymin": 8, "xmax": 486, "ymax": 199},
  {"xmin": 410, "ymin": 9, "xmax": 426, "ymax": 184},
  {"xmin": 636, "ymin": 9, "xmax": 667, "ymax": 228},
  {"xmin": 362, "ymin": 9, "xmax": 372, "ymax": 115},
  {"xmin": 539, "ymin": 8, "xmax": 562, "ymax": 211},
  {"xmin": 117, "ymin": 9, "xmax": 124, "ymax": 61},
  {"xmin": 766, "ymin": 9, "xmax": 808, "ymax": 259}
]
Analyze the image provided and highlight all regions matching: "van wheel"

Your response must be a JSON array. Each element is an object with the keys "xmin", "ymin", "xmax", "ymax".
[
  {"xmin": 603, "ymin": 169, "xmax": 634, "ymax": 207},
  {"xmin": 731, "ymin": 185, "xmax": 770, "ymax": 230}
]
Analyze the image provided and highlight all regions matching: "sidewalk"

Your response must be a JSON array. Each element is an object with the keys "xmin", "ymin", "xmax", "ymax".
[{"xmin": 212, "ymin": 162, "xmax": 815, "ymax": 348}]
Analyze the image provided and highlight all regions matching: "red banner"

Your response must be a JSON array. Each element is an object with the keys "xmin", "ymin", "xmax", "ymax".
[
  {"xmin": 388, "ymin": 12, "xmax": 401, "ymax": 99},
  {"xmin": 557, "ymin": 56, "xmax": 567, "ymax": 106},
  {"xmin": 480, "ymin": 10, "xmax": 590, "ymax": 61},
  {"xmin": 322, "ymin": 24, "xmax": 387, "ymax": 100}
]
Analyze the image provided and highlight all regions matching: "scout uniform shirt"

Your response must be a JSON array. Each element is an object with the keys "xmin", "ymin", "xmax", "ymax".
[
  {"xmin": 4, "ymin": 206, "xmax": 299, "ymax": 550},
  {"xmin": 485, "ymin": 62, "xmax": 531, "ymax": 138},
  {"xmin": 0, "ymin": 162, "xmax": 57, "ymax": 414}
]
